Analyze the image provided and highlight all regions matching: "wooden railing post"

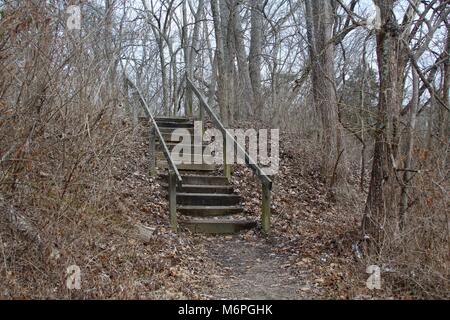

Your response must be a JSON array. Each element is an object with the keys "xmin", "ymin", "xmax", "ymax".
[
  {"xmin": 261, "ymin": 181, "xmax": 271, "ymax": 233},
  {"xmin": 169, "ymin": 171, "xmax": 177, "ymax": 230},
  {"xmin": 223, "ymin": 136, "xmax": 231, "ymax": 181},
  {"xmin": 199, "ymin": 99, "xmax": 204, "ymax": 126},
  {"xmin": 149, "ymin": 126, "xmax": 156, "ymax": 176}
]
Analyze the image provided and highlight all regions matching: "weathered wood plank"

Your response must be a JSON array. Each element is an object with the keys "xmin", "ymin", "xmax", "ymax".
[
  {"xmin": 169, "ymin": 171, "xmax": 178, "ymax": 230},
  {"xmin": 261, "ymin": 181, "xmax": 271, "ymax": 233},
  {"xmin": 149, "ymin": 126, "xmax": 156, "ymax": 176}
]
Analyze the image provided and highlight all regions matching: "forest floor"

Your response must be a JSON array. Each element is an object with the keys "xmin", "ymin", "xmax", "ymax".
[
  {"xmin": 137, "ymin": 120, "xmax": 391, "ymax": 300},
  {"xmin": 202, "ymin": 235, "xmax": 318, "ymax": 299},
  {"xmin": 0, "ymin": 121, "xmax": 396, "ymax": 299}
]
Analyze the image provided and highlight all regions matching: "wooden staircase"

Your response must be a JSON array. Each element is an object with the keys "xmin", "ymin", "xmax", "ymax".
[
  {"xmin": 155, "ymin": 117, "xmax": 257, "ymax": 234},
  {"xmin": 126, "ymin": 75, "xmax": 272, "ymax": 235}
]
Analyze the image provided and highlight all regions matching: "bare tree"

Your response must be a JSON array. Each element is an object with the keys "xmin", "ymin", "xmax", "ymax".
[
  {"xmin": 249, "ymin": 0, "xmax": 264, "ymax": 116},
  {"xmin": 305, "ymin": 0, "xmax": 345, "ymax": 191}
]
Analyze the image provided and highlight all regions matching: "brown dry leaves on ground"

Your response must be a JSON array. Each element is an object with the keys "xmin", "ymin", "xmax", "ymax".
[
  {"xmin": 224, "ymin": 127, "xmax": 383, "ymax": 299},
  {"xmin": 0, "ymin": 122, "xmax": 219, "ymax": 299},
  {"xmin": 0, "ymin": 120, "xmax": 397, "ymax": 299}
]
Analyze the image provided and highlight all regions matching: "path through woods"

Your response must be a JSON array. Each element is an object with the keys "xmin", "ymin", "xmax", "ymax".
[
  {"xmin": 135, "ymin": 122, "xmax": 367, "ymax": 300},
  {"xmin": 204, "ymin": 236, "xmax": 319, "ymax": 299},
  {"xmin": 111, "ymin": 123, "xmax": 368, "ymax": 300}
]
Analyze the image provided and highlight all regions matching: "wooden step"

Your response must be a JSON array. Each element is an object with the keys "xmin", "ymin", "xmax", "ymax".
[
  {"xmin": 156, "ymin": 151, "xmax": 204, "ymax": 161},
  {"xmin": 180, "ymin": 218, "xmax": 256, "ymax": 234},
  {"xmin": 176, "ymin": 193, "xmax": 240, "ymax": 206},
  {"xmin": 156, "ymin": 122, "xmax": 194, "ymax": 128},
  {"xmin": 161, "ymin": 184, "xmax": 234, "ymax": 194},
  {"xmin": 159, "ymin": 127, "xmax": 195, "ymax": 135},
  {"xmin": 178, "ymin": 205, "xmax": 243, "ymax": 217},
  {"xmin": 157, "ymin": 132, "xmax": 195, "ymax": 143},
  {"xmin": 156, "ymin": 142, "xmax": 209, "ymax": 152},
  {"xmin": 178, "ymin": 175, "xmax": 229, "ymax": 186},
  {"xmin": 178, "ymin": 184, "xmax": 234, "ymax": 194},
  {"xmin": 156, "ymin": 161, "xmax": 215, "ymax": 171},
  {"xmin": 155, "ymin": 117, "xmax": 191, "ymax": 123}
]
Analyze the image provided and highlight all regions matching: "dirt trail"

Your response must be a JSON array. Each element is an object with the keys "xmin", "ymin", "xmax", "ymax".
[{"xmin": 202, "ymin": 235, "xmax": 320, "ymax": 300}]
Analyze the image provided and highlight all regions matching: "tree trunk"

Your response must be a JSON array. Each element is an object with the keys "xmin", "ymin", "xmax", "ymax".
[
  {"xmin": 233, "ymin": 3, "xmax": 255, "ymax": 118},
  {"xmin": 305, "ymin": 0, "xmax": 344, "ymax": 191},
  {"xmin": 152, "ymin": 27, "xmax": 169, "ymax": 115},
  {"xmin": 210, "ymin": 0, "xmax": 228, "ymax": 125},
  {"xmin": 249, "ymin": 0, "xmax": 264, "ymax": 116},
  {"xmin": 440, "ymin": 22, "xmax": 449, "ymax": 139},
  {"xmin": 211, "ymin": 0, "xmax": 236, "ymax": 126},
  {"xmin": 222, "ymin": 0, "xmax": 236, "ymax": 125},
  {"xmin": 399, "ymin": 69, "xmax": 419, "ymax": 229},
  {"xmin": 363, "ymin": 0, "xmax": 402, "ymax": 250},
  {"xmin": 183, "ymin": 0, "xmax": 204, "ymax": 117}
]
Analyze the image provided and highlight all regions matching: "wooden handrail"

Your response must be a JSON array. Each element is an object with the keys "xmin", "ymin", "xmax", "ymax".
[
  {"xmin": 186, "ymin": 76, "xmax": 273, "ymax": 232},
  {"xmin": 126, "ymin": 77, "xmax": 183, "ymax": 187},
  {"xmin": 186, "ymin": 77, "xmax": 273, "ymax": 189},
  {"xmin": 127, "ymin": 77, "xmax": 181, "ymax": 229}
]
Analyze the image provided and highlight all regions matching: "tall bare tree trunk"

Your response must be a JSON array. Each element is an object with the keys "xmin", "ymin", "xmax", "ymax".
[
  {"xmin": 151, "ymin": 27, "xmax": 169, "ymax": 115},
  {"xmin": 399, "ymin": 69, "xmax": 418, "ymax": 229},
  {"xmin": 249, "ymin": 0, "xmax": 264, "ymax": 117},
  {"xmin": 363, "ymin": 0, "xmax": 402, "ymax": 250},
  {"xmin": 210, "ymin": 0, "xmax": 228, "ymax": 125},
  {"xmin": 305, "ymin": 0, "xmax": 344, "ymax": 191},
  {"xmin": 233, "ymin": 3, "xmax": 255, "ymax": 118},
  {"xmin": 211, "ymin": 0, "xmax": 236, "ymax": 126},
  {"xmin": 440, "ymin": 22, "xmax": 449, "ymax": 139},
  {"xmin": 183, "ymin": 0, "xmax": 204, "ymax": 117},
  {"xmin": 222, "ymin": 0, "xmax": 237, "ymax": 124}
]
